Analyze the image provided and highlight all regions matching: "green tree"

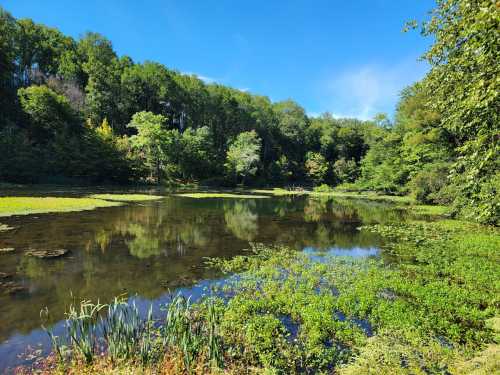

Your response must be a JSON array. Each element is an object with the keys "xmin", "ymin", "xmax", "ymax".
[
  {"xmin": 225, "ymin": 130, "xmax": 262, "ymax": 184},
  {"xmin": 127, "ymin": 111, "xmax": 169, "ymax": 183},
  {"xmin": 305, "ymin": 152, "xmax": 328, "ymax": 185},
  {"xmin": 333, "ymin": 158, "xmax": 358, "ymax": 184},
  {"xmin": 0, "ymin": 7, "xmax": 17, "ymax": 123},
  {"xmin": 417, "ymin": 0, "xmax": 499, "ymax": 223},
  {"xmin": 18, "ymin": 85, "xmax": 78, "ymax": 142},
  {"xmin": 358, "ymin": 129, "xmax": 407, "ymax": 193},
  {"xmin": 178, "ymin": 126, "xmax": 215, "ymax": 180}
]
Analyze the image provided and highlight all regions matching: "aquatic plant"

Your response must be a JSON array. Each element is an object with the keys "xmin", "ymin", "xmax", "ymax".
[
  {"xmin": 101, "ymin": 298, "xmax": 153, "ymax": 363},
  {"xmin": 89, "ymin": 194, "xmax": 165, "ymax": 202},
  {"xmin": 162, "ymin": 295, "xmax": 223, "ymax": 371},
  {"xmin": 38, "ymin": 219, "xmax": 499, "ymax": 374},
  {"xmin": 0, "ymin": 197, "xmax": 121, "ymax": 217}
]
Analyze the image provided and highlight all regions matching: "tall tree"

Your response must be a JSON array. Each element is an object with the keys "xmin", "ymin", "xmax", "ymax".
[
  {"xmin": 225, "ymin": 130, "xmax": 262, "ymax": 184},
  {"xmin": 0, "ymin": 7, "xmax": 17, "ymax": 123},
  {"xmin": 417, "ymin": 0, "xmax": 499, "ymax": 223},
  {"xmin": 127, "ymin": 111, "xmax": 169, "ymax": 183}
]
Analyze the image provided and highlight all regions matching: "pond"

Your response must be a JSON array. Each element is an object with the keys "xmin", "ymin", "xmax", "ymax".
[{"xmin": 0, "ymin": 194, "xmax": 406, "ymax": 372}]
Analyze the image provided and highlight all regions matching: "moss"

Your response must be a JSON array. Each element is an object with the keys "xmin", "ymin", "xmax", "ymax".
[
  {"xmin": 176, "ymin": 193, "xmax": 269, "ymax": 199},
  {"xmin": 89, "ymin": 194, "xmax": 165, "ymax": 202},
  {"xmin": 0, "ymin": 197, "xmax": 121, "ymax": 217},
  {"xmin": 250, "ymin": 188, "xmax": 307, "ymax": 196}
]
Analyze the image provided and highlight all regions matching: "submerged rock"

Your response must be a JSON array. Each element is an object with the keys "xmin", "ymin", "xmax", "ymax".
[
  {"xmin": 0, "ymin": 280, "xmax": 28, "ymax": 295},
  {"xmin": 26, "ymin": 249, "xmax": 70, "ymax": 259},
  {"xmin": 160, "ymin": 276, "xmax": 197, "ymax": 289},
  {"xmin": 0, "ymin": 272, "xmax": 13, "ymax": 280},
  {"xmin": 6, "ymin": 284, "xmax": 29, "ymax": 295},
  {"xmin": 0, "ymin": 247, "xmax": 15, "ymax": 254},
  {"xmin": 0, "ymin": 224, "xmax": 15, "ymax": 232}
]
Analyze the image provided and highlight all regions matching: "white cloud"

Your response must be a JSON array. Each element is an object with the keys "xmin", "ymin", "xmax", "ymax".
[
  {"xmin": 182, "ymin": 72, "xmax": 218, "ymax": 84},
  {"xmin": 322, "ymin": 59, "xmax": 428, "ymax": 120},
  {"xmin": 307, "ymin": 111, "xmax": 321, "ymax": 118}
]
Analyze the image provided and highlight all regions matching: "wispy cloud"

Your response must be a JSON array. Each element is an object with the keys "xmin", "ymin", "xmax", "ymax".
[
  {"xmin": 183, "ymin": 72, "xmax": 218, "ymax": 84},
  {"xmin": 321, "ymin": 59, "xmax": 428, "ymax": 120},
  {"xmin": 307, "ymin": 111, "xmax": 321, "ymax": 118}
]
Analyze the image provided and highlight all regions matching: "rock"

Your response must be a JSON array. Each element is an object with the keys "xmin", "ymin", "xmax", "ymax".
[
  {"xmin": 161, "ymin": 275, "xmax": 197, "ymax": 289},
  {"xmin": 0, "ymin": 224, "xmax": 15, "ymax": 232},
  {"xmin": 7, "ymin": 285, "xmax": 28, "ymax": 295},
  {"xmin": 0, "ymin": 247, "xmax": 15, "ymax": 254},
  {"xmin": 0, "ymin": 281, "xmax": 28, "ymax": 295},
  {"xmin": 0, "ymin": 272, "xmax": 13, "ymax": 280},
  {"xmin": 26, "ymin": 249, "xmax": 70, "ymax": 259}
]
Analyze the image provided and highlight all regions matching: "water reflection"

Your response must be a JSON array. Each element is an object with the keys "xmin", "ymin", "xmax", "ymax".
[
  {"xmin": 224, "ymin": 200, "xmax": 258, "ymax": 241},
  {"xmin": 0, "ymin": 195, "xmax": 405, "ymax": 372}
]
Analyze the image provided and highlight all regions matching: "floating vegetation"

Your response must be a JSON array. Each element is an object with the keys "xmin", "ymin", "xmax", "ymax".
[
  {"xmin": 88, "ymin": 194, "xmax": 165, "ymax": 202},
  {"xmin": 35, "ymin": 219, "xmax": 500, "ymax": 373},
  {"xmin": 176, "ymin": 192, "xmax": 269, "ymax": 199},
  {"xmin": 0, "ymin": 197, "xmax": 121, "ymax": 217}
]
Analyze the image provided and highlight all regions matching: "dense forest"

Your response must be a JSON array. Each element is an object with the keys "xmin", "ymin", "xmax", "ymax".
[{"xmin": 0, "ymin": 1, "xmax": 498, "ymax": 224}]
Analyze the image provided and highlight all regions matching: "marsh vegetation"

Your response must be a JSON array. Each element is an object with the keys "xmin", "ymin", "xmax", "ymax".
[{"xmin": 0, "ymin": 0, "xmax": 498, "ymax": 373}]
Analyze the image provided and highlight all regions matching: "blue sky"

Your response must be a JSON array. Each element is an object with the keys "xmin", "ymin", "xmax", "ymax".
[{"xmin": 2, "ymin": 0, "xmax": 435, "ymax": 120}]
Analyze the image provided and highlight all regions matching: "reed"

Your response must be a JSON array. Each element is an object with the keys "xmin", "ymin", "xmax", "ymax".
[{"xmin": 42, "ymin": 295, "xmax": 224, "ymax": 371}]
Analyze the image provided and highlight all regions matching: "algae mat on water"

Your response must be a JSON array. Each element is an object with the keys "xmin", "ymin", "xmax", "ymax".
[
  {"xmin": 89, "ymin": 194, "xmax": 165, "ymax": 201},
  {"xmin": 176, "ymin": 193, "xmax": 269, "ymax": 199},
  {"xmin": 0, "ymin": 197, "xmax": 122, "ymax": 217}
]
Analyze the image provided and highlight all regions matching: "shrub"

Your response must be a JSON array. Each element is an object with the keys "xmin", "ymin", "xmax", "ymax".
[
  {"xmin": 313, "ymin": 184, "xmax": 334, "ymax": 193},
  {"xmin": 408, "ymin": 163, "xmax": 450, "ymax": 204}
]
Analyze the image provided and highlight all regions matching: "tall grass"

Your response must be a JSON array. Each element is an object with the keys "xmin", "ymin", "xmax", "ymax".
[
  {"xmin": 42, "ymin": 295, "xmax": 224, "ymax": 371},
  {"xmin": 162, "ymin": 295, "xmax": 223, "ymax": 371}
]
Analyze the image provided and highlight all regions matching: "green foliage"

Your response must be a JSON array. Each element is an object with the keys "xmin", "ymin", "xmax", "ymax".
[
  {"xmin": 0, "ymin": 7, "xmax": 17, "ymax": 122},
  {"xmin": 417, "ymin": 0, "xmax": 500, "ymax": 224},
  {"xmin": 37, "ymin": 210, "xmax": 499, "ymax": 373},
  {"xmin": 313, "ymin": 184, "xmax": 334, "ymax": 193},
  {"xmin": 333, "ymin": 158, "xmax": 359, "ymax": 184},
  {"xmin": 0, "ymin": 1, "xmax": 497, "ymax": 224},
  {"xmin": 225, "ymin": 130, "xmax": 262, "ymax": 184},
  {"xmin": 127, "ymin": 111, "xmax": 170, "ymax": 183},
  {"xmin": 358, "ymin": 130, "xmax": 407, "ymax": 193},
  {"xmin": 305, "ymin": 152, "xmax": 328, "ymax": 185},
  {"xmin": 178, "ymin": 126, "xmax": 216, "ymax": 180},
  {"xmin": 18, "ymin": 85, "xmax": 78, "ymax": 140},
  {"xmin": 408, "ymin": 162, "xmax": 451, "ymax": 204}
]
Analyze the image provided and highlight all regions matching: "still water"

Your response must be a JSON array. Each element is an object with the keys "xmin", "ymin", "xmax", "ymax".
[{"xmin": 0, "ymin": 194, "xmax": 405, "ymax": 372}]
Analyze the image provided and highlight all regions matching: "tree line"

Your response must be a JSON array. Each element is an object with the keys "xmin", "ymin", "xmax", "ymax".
[{"xmin": 0, "ymin": 0, "xmax": 497, "ymax": 224}]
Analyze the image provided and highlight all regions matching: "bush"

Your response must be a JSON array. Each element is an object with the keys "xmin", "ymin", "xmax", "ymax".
[
  {"xmin": 305, "ymin": 152, "xmax": 328, "ymax": 186},
  {"xmin": 408, "ymin": 163, "xmax": 450, "ymax": 204},
  {"xmin": 313, "ymin": 184, "xmax": 334, "ymax": 193},
  {"xmin": 333, "ymin": 158, "xmax": 359, "ymax": 184}
]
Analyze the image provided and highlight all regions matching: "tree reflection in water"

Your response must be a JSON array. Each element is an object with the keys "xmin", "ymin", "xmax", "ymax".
[{"xmin": 0, "ymin": 195, "xmax": 406, "ymax": 358}]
